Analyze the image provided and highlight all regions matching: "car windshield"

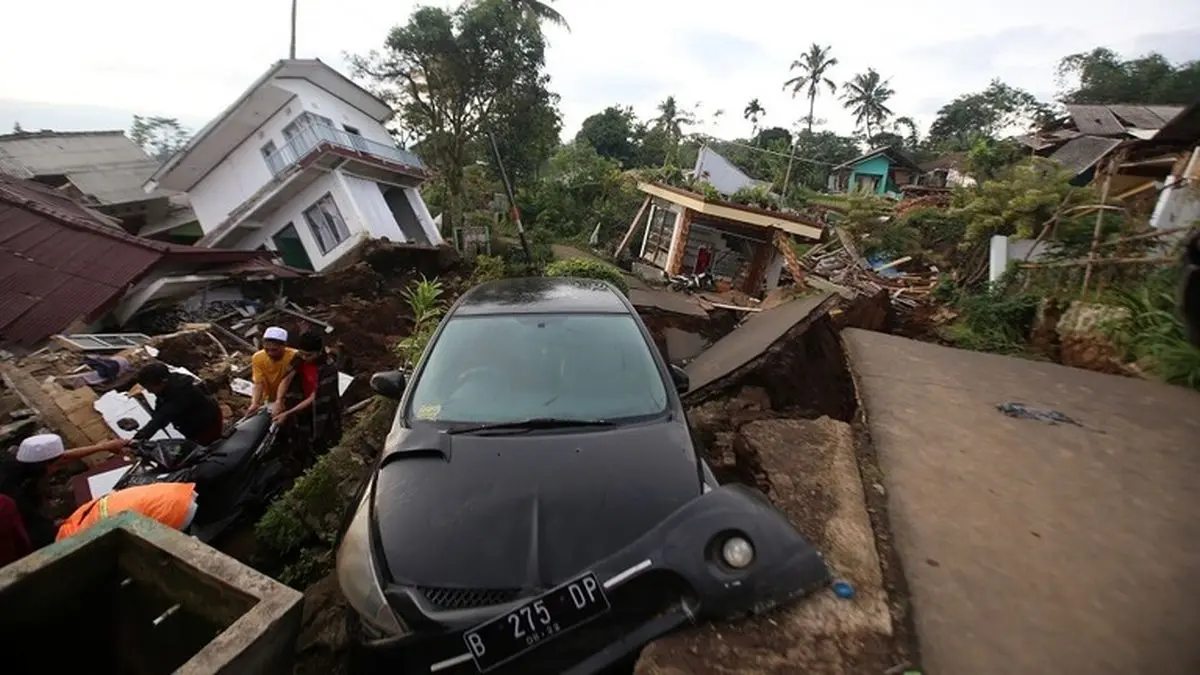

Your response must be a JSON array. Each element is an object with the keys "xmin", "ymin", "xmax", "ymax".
[{"xmin": 406, "ymin": 313, "xmax": 669, "ymax": 425}]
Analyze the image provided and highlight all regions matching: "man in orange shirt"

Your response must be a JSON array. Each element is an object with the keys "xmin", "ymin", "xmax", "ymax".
[{"xmin": 247, "ymin": 326, "xmax": 297, "ymax": 416}]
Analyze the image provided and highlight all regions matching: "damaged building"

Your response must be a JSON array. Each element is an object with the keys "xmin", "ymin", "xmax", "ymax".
[
  {"xmin": 144, "ymin": 59, "xmax": 442, "ymax": 272},
  {"xmin": 0, "ymin": 174, "xmax": 299, "ymax": 354},
  {"xmin": 0, "ymin": 129, "xmax": 199, "ymax": 242},
  {"xmin": 632, "ymin": 181, "xmax": 823, "ymax": 295}
]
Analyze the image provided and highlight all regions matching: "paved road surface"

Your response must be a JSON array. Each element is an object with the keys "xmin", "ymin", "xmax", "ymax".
[{"xmin": 844, "ymin": 329, "xmax": 1200, "ymax": 675}]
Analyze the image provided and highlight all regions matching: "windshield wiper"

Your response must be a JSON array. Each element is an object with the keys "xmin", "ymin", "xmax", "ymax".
[{"xmin": 446, "ymin": 418, "xmax": 615, "ymax": 435}]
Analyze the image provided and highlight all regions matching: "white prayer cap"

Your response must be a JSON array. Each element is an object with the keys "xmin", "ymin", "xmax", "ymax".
[
  {"xmin": 16, "ymin": 434, "xmax": 66, "ymax": 463},
  {"xmin": 263, "ymin": 326, "xmax": 288, "ymax": 342}
]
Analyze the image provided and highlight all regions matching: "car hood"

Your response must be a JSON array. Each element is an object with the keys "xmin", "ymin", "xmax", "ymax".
[{"xmin": 371, "ymin": 418, "xmax": 701, "ymax": 590}]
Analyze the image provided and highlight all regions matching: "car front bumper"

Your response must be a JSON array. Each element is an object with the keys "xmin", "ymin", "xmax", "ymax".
[{"xmin": 358, "ymin": 484, "xmax": 830, "ymax": 674}]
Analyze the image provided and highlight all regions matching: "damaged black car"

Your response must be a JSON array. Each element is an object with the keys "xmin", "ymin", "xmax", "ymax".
[{"xmin": 337, "ymin": 277, "xmax": 829, "ymax": 674}]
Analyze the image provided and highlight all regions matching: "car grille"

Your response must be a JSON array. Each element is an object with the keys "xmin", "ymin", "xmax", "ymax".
[{"xmin": 417, "ymin": 586, "xmax": 523, "ymax": 610}]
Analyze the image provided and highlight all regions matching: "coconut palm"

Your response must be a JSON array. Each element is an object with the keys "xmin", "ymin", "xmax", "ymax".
[
  {"xmin": 655, "ymin": 96, "xmax": 696, "ymax": 164},
  {"xmin": 782, "ymin": 44, "xmax": 838, "ymax": 193},
  {"xmin": 784, "ymin": 44, "xmax": 839, "ymax": 135},
  {"xmin": 743, "ymin": 99, "xmax": 766, "ymax": 142},
  {"xmin": 508, "ymin": 0, "xmax": 569, "ymax": 30},
  {"xmin": 841, "ymin": 69, "xmax": 896, "ymax": 142}
]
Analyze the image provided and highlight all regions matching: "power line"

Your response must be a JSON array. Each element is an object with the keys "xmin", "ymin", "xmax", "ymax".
[{"xmin": 712, "ymin": 138, "xmax": 841, "ymax": 167}]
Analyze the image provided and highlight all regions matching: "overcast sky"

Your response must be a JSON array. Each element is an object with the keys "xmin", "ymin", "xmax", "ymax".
[{"xmin": 2, "ymin": 0, "xmax": 1199, "ymax": 144}]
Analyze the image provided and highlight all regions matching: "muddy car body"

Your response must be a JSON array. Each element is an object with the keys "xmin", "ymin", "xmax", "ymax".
[{"xmin": 337, "ymin": 277, "xmax": 829, "ymax": 674}]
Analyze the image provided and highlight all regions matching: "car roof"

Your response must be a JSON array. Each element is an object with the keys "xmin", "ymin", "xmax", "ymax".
[{"xmin": 452, "ymin": 277, "xmax": 632, "ymax": 316}]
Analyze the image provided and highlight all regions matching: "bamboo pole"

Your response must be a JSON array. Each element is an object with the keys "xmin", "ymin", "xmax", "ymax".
[
  {"xmin": 1019, "ymin": 255, "xmax": 1174, "ymax": 269},
  {"xmin": 1080, "ymin": 152, "xmax": 1120, "ymax": 296},
  {"xmin": 614, "ymin": 196, "xmax": 652, "ymax": 260}
]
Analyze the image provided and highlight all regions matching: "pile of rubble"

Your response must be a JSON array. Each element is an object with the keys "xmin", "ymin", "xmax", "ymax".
[{"xmin": 797, "ymin": 228, "xmax": 938, "ymax": 315}]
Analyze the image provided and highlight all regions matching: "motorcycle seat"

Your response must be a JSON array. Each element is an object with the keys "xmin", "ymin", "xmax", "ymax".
[{"xmin": 190, "ymin": 413, "xmax": 272, "ymax": 484}]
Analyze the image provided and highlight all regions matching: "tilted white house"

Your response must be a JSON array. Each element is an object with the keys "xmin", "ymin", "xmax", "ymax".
[{"xmin": 144, "ymin": 59, "xmax": 442, "ymax": 272}]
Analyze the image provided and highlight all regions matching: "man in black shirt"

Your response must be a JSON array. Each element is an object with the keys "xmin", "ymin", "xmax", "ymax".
[{"xmin": 133, "ymin": 363, "xmax": 224, "ymax": 445}]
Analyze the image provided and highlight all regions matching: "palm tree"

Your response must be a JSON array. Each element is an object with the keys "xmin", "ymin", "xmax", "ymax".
[
  {"xmin": 782, "ymin": 44, "xmax": 838, "ymax": 193},
  {"xmin": 841, "ymin": 68, "xmax": 896, "ymax": 143},
  {"xmin": 743, "ymin": 99, "xmax": 766, "ymax": 143},
  {"xmin": 509, "ymin": 0, "xmax": 569, "ymax": 30},
  {"xmin": 655, "ymin": 96, "xmax": 695, "ymax": 164}
]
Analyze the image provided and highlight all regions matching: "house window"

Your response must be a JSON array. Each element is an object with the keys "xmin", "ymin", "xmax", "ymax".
[
  {"xmin": 343, "ymin": 124, "xmax": 369, "ymax": 152},
  {"xmin": 303, "ymin": 193, "xmax": 351, "ymax": 255},
  {"xmin": 283, "ymin": 112, "xmax": 335, "ymax": 144}
]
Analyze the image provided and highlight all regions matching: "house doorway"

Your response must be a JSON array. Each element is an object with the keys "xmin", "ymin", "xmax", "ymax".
[
  {"xmin": 381, "ymin": 186, "xmax": 431, "ymax": 245},
  {"xmin": 271, "ymin": 223, "xmax": 314, "ymax": 271}
]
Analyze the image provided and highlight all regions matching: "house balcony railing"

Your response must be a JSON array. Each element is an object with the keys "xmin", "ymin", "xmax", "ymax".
[{"xmin": 264, "ymin": 122, "xmax": 424, "ymax": 177}]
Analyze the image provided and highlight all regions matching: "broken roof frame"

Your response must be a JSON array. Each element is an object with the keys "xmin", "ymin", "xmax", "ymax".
[{"xmin": 637, "ymin": 182, "xmax": 823, "ymax": 240}]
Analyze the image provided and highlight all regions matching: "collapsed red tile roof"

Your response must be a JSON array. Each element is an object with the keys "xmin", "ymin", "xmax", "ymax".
[{"xmin": 0, "ymin": 175, "xmax": 298, "ymax": 348}]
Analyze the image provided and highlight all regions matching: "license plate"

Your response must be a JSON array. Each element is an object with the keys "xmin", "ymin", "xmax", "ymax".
[{"xmin": 463, "ymin": 572, "xmax": 610, "ymax": 672}]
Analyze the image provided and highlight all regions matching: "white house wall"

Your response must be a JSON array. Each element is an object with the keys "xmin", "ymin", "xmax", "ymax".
[
  {"xmin": 188, "ymin": 95, "xmax": 303, "ymax": 233},
  {"xmin": 188, "ymin": 78, "xmax": 401, "ymax": 236},
  {"xmin": 242, "ymin": 171, "xmax": 370, "ymax": 272},
  {"xmin": 272, "ymin": 79, "xmax": 395, "ymax": 147},
  {"xmin": 341, "ymin": 174, "xmax": 406, "ymax": 241}
]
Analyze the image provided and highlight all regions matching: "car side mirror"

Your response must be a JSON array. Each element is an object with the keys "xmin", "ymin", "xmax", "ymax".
[
  {"xmin": 370, "ymin": 371, "xmax": 407, "ymax": 400},
  {"xmin": 668, "ymin": 364, "xmax": 689, "ymax": 394}
]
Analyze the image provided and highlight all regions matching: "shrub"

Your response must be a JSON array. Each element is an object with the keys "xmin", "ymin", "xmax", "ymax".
[
  {"xmin": 544, "ymin": 257, "xmax": 629, "ymax": 295},
  {"xmin": 394, "ymin": 276, "xmax": 446, "ymax": 369},
  {"xmin": 939, "ymin": 287, "xmax": 1040, "ymax": 354},
  {"xmin": 1108, "ymin": 267, "xmax": 1200, "ymax": 390},
  {"xmin": 254, "ymin": 396, "xmax": 400, "ymax": 587},
  {"xmin": 470, "ymin": 254, "xmax": 507, "ymax": 284}
]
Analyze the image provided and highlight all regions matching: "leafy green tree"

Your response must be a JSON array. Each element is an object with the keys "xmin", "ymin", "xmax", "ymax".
[
  {"xmin": 351, "ymin": 0, "xmax": 550, "ymax": 233},
  {"xmin": 631, "ymin": 123, "xmax": 672, "ymax": 168},
  {"xmin": 1057, "ymin": 48, "xmax": 1200, "ymax": 105},
  {"xmin": 841, "ymin": 68, "xmax": 895, "ymax": 141},
  {"xmin": 481, "ymin": 75, "xmax": 562, "ymax": 187},
  {"xmin": 927, "ymin": 80, "xmax": 1051, "ymax": 151},
  {"xmin": 576, "ymin": 106, "xmax": 638, "ymax": 166},
  {"xmin": 129, "ymin": 115, "xmax": 190, "ymax": 162},
  {"xmin": 743, "ymin": 99, "xmax": 766, "ymax": 142},
  {"xmin": 950, "ymin": 157, "xmax": 1094, "ymax": 248}
]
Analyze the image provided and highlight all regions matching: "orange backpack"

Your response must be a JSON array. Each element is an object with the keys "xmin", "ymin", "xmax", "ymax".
[{"xmin": 56, "ymin": 482, "xmax": 197, "ymax": 542}]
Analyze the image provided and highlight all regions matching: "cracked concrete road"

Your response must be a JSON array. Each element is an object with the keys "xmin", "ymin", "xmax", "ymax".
[{"xmin": 844, "ymin": 329, "xmax": 1200, "ymax": 675}]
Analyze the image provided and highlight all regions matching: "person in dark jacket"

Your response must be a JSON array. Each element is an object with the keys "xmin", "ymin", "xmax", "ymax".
[
  {"xmin": 133, "ymin": 362, "xmax": 224, "ymax": 445},
  {"xmin": 273, "ymin": 332, "xmax": 343, "ymax": 469}
]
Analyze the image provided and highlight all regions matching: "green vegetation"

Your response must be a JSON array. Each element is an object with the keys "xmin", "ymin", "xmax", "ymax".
[
  {"xmin": 255, "ymin": 397, "xmax": 400, "ymax": 587},
  {"xmin": 1107, "ymin": 268, "xmax": 1200, "ymax": 389},
  {"xmin": 470, "ymin": 254, "xmax": 507, "ymax": 285},
  {"xmin": 544, "ymin": 257, "xmax": 630, "ymax": 295},
  {"xmin": 938, "ymin": 286, "xmax": 1041, "ymax": 355},
  {"xmin": 394, "ymin": 276, "xmax": 447, "ymax": 370}
]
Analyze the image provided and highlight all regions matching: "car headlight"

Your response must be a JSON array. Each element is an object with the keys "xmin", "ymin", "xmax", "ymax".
[
  {"xmin": 336, "ymin": 485, "xmax": 409, "ymax": 638},
  {"xmin": 720, "ymin": 535, "xmax": 755, "ymax": 569}
]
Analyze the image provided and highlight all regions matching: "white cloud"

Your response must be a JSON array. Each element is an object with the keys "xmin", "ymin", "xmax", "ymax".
[{"xmin": 2, "ymin": 0, "xmax": 1198, "ymax": 141}]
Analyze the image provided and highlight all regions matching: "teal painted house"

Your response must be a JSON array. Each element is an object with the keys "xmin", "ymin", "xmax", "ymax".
[{"xmin": 827, "ymin": 147, "xmax": 922, "ymax": 196}]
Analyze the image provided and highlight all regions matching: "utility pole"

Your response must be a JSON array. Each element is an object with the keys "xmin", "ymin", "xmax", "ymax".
[
  {"xmin": 289, "ymin": 0, "xmax": 298, "ymax": 59},
  {"xmin": 487, "ymin": 129, "xmax": 533, "ymax": 268}
]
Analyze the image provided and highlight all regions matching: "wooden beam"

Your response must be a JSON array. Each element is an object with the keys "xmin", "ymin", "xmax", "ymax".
[{"xmin": 614, "ymin": 196, "xmax": 652, "ymax": 259}]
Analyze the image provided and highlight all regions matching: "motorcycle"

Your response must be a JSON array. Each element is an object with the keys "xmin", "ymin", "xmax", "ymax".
[
  {"xmin": 111, "ymin": 408, "xmax": 286, "ymax": 543},
  {"xmin": 663, "ymin": 269, "xmax": 716, "ymax": 293}
]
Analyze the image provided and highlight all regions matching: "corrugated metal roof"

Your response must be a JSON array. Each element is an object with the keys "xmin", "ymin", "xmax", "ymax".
[
  {"xmin": 0, "ymin": 175, "xmax": 284, "ymax": 348},
  {"xmin": 693, "ymin": 146, "xmax": 769, "ymax": 196},
  {"xmin": 1106, "ymin": 105, "xmax": 1169, "ymax": 130},
  {"xmin": 1065, "ymin": 105, "xmax": 1127, "ymax": 136},
  {"xmin": 1048, "ymin": 136, "xmax": 1123, "ymax": 176},
  {"xmin": 0, "ymin": 132, "xmax": 173, "ymax": 206}
]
